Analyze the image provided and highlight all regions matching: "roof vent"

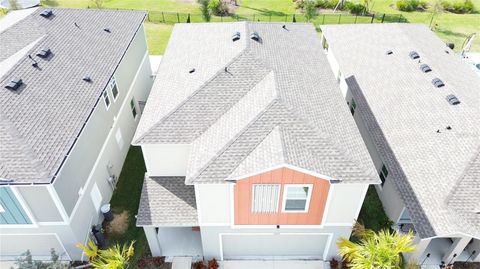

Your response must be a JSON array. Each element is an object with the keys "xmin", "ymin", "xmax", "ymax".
[
  {"xmin": 432, "ymin": 78, "xmax": 445, "ymax": 88},
  {"xmin": 40, "ymin": 9, "xmax": 53, "ymax": 18},
  {"xmin": 420, "ymin": 64, "xmax": 432, "ymax": 73},
  {"xmin": 250, "ymin": 32, "xmax": 260, "ymax": 41},
  {"xmin": 36, "ymin": 48, "xmax": 51, "ymax": 58},
  {"xmin": 104, "ymin": 28, "xmax": 111, "ymax": 33},
  {"xmin": 446, "ymin": 94, "xmax": 460, "ymax": 105},
  {"xmin": 5, "ymin": 79, "xmax": 23, "ymax": 91},
  {"xmin": 409, "ymin": 51, "xmax": 420, "ymax": 60},
  {"xmin": 446, "ymin": 43, "xmax": 455, "ymax": 50},
  {"xmin": 386, "ymin": 50, "xmax": 393, "ymax": 55},
  {"xmin": 83, "ymin": 76, "xmax": 92, "ymax": 82},
  {"xmin": 232, "ymin": 32, "xmax": 240, "ymax": 42},
  {"xmin": 189, "ymin": 68, "xmax": 195, "ymax": 73}
]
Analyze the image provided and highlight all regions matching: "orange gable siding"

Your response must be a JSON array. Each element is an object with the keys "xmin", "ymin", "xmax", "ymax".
[{"xmin": 234, "ymin": 167, "xmax": 331, "ymax": 225}]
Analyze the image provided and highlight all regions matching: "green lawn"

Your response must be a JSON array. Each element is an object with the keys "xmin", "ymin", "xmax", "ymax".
[
  {"xmin": 357, "ymin": 186, "xmax": 392, "ymax": 232},
  {"xmin": 107, "ymin": 146, "xmax": 147, "ymax": 268},
  {"xmin": 145, "ymin": 23, "xmax": 174, "ymax": 55}
]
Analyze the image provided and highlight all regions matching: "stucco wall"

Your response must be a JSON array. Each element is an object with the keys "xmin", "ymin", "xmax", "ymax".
[
  {"xmin": 141, "ymin": 144, "xmax": 191, "ymax": 176},
  {"xmin": 196, "ymin": 184, "xmax": 231, "ymax": 225},
  {"xmin": 324, "ymin": 183, "xmax": 367, "ymax": 224},
  {"xmin": 16, "ymin": 185, "xmax": 63, "ymax": 222}
]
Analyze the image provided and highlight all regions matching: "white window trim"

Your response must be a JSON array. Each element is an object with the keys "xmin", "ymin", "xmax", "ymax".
[
  {"xmin": 251, "ymin": 184, "xmax": 281, "ymax": 214},
  {"xmin": 281, "ymin": 184, "xmax": 313, "ymax": 213},
  {"xmin": 103, "ymin": 90, "xmax": 110, "ymax": 110},
  {"xmin": 109, "ymin": 76, "xmax": 119, "ymax": 101}
]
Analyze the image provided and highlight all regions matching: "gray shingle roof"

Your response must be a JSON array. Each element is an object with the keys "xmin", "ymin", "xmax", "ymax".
[
  {"xmin": 136, "ymin": 175, "xmax": 198, "ymax": 226},
  {"xmin": 321, "ymin": 23, "xmax": 480, "ymax": 239},
  {"xmin": 134, "ymin": 22, "xmax": 378, "ymax": 185},
  {"xmin": 0, "ymin": 8, "xmax": 146, "ymax": 184}
]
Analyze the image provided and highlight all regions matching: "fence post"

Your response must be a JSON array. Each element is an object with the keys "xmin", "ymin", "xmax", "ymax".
[
  {"xmin": 338, "ymin": 14, "xmax": 341, "ymax": 24},
  {"xmin": 177, "ymin": 13, "xmax": 180, "ymax": 23},
  {"xmin": 162, "ymin": 12, "xmax": 165, "ymax": 23},
  {"xmin": 354, "ymin": 14, "xmax": 358, "ymax": 23},
  {"xmin": 370, "ymin": 13, "xmax": 375, "ymax": 23},
  {"xmin": 381, "ymin": 13, "xmax": 385, "ymax": 23},
  {"xmin": 322, "ymin": 14, "xmax": 325, "ymax": 24}
]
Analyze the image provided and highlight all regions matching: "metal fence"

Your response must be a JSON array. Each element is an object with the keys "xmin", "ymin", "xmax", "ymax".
[{"xmin": 146, "ymin": 11, "xmax": 407, "ymax": 25}]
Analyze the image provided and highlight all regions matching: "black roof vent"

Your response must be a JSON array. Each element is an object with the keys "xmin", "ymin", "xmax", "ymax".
[
  {"xmin": 83, "ymin": 76, "xmax": 92, "ymax": 82},
  {"xmin": 189, "ymin": 68, "xmax": 195, "ymax": 73},
  {"xmin": 386, "ymin": 50, "xmax": 393, "ymax": 55},
  {"xmin": 5, "ymin": 79, "xmax": 23, "ymax": 91},
  {"xmin": 409, "ymin": 51, "xmax": 420, "ymax": 60},
  {"xmin": 40, "ymin": 9, "xmax": 53, "ymax": 18},
  {"xmin": 420, "ymin": 64, "xmax": 432, "ymax": 73},
  {"xmin": 36, "ymin": 48, "xmax": 51, "ymax": 58},
  {"xmin": 232, "ymin": 32, "xmax": 240, "ymax": 42},
  {"xmin": 104, "ymin": 28, "xmax": 111, "ymax": 33},
  {"xmin": 446, "ymin": 43, "xmax": 455, "ymax": 50},
  {"xmin": 250, "ymin": 32, "xmax": 260, "ymax": 41},
  {"xmin": 432, "ymin": 78, "xmax": 445, "ymax": 88},
  {"xmin": 446, "ymin": 94, "xmax": 460, "ymax": 105}
]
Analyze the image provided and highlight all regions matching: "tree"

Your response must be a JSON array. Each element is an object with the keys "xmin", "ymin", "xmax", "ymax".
[
  {"xmin": 199, "ymin": 0, "xmax": 211, "ymax": 22},
  {"xmin": 338, "ymin": 223, "xmax": 416, "ymax": 269},
  {"xmin": 303, "ymin": 0, "xmax": 317, "ymax": 22},
  {"xmin": 91, "ymin": 0, "xmax": 105, "ymax": 9},
  {"xmin": 77, "ymin": 240, "xmax": 135, "ymax": 269}
]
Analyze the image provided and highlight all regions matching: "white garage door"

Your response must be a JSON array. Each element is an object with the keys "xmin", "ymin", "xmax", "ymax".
[{"xmin": 222, "ymin": 234, "xmax": 329, "ymax": 260}]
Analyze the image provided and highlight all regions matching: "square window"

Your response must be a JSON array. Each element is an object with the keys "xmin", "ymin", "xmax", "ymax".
[
  {"xmin": 109, "ymin": 77, "xmax": 119, "ymax": 100},
  {"xmin": 379, "ymin": 164, "xmax": 388, "ymax": 187},
  {"xmin": 251, "ymin": 184, "xmax": 280, "ymax": 213},
  {"xmin": 282, "ymin": 184, "xmax": 313, "ymax": 212},
  {"xmin": 103, "ymin": 91, "xmax": 110, "ymax": 109},
  {"xmin": 130, "ymin": 98, "xmax": 137, "ymax": 119}
]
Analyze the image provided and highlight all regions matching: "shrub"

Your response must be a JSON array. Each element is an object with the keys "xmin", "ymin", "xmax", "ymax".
[
  {"xmin": 396, "ymin": 0, "xmax": 427, "ymax": 11},
  {"xmin": 208, "ymin": 0, "xmax": 229, "ymax": 15},
  {"xmin": 315, "ymin": 0, "xmax": 339, "ymax": 8},
  {"xmin": 304, "ymin": 0, "xmax": 318, "ymax": 21},
  {"xmin": 344, "ymin": 2, "xmax": 366, "ymax": 14},
  {"xmin": 441, "ymin": 0, "xmax": 474, "ymax": 12},
  {"xmin": 199, "ymin": 0, "xmax": 211, "ymax": 21},
  {"xmin": 330, "ymin": 258, "xmax": 340, "ymax": 269},
  {"xmin": 208, "ymin": 258, "xmax": 219, "ymax": 269},
  {"xmin": 193, "ymin": 261, "xmax": 206, "ymax": 269}
]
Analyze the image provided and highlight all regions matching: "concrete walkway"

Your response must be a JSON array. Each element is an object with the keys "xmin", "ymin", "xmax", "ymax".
[
  {"xmin": 172, "ymin": 257, "xmax": 193, "ymax": 269},
  {"xmin": 222, "ymin": 260, "xmax": 325, "ymax": 269}
]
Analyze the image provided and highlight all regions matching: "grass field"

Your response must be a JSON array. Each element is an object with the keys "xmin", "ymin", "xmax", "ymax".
[{"xmin": 39, "ymin": 0, "xmax": 479, "ymax": 54}]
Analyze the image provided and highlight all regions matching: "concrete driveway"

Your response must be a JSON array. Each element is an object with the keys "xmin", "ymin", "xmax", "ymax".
[{"xmin": 222, "ymin": 260, "xmax": 325, "ymax": 269}]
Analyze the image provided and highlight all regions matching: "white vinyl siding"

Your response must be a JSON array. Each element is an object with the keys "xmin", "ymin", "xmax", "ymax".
[{"xmin": 252, "ymin": 184, "xmax": 280, "ymax": 213}]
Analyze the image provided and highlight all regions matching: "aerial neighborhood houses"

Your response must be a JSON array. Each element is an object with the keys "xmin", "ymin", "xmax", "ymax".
[
  {"xmin": 0, "ymin": 6, "xmax": 479, "ymax": 268},
  {"xmin": 0, "ymin": 8, "xmax": 153, "ymax": 260}
]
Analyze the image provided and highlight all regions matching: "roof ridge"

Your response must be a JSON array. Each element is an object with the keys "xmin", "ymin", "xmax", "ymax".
[
  {"xmin": 188, "ymin": 99, "xmax": 279, "ymax": 184},
  {"xmin": 135, "ymin": 45, "xmax": 250, "ymax": 144}
]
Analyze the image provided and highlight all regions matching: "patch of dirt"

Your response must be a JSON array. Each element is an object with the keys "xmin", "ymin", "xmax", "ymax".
[{"xmin": 106, "ymin": 210, "xmax": 129, "ymax": 235}]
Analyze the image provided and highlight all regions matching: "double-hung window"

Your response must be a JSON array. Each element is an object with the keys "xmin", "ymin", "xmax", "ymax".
[
  {"xmin": 350, "ymin": 98, "xmax": 356, "ymax": 115},
  {"xmin": 379, "ymin": 164, "xmax": 389, "ymax": 187},
  {"xmin": 252, "ymin": 184, "xmax": 280, "ymax": 213},
  {"xmin": 103, "ymin": 91, "xmax": 110, "ymax": 109},
  {"xmin": 109, "ymin": 77, "xmax": 119, "ymax": 101},
  {"xmin": 282, "ymin": 184, "xmax": 313, "ymax": 212}
]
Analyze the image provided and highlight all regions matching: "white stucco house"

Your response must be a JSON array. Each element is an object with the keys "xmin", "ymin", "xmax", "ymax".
[
  {"xmin": 321, "ymin": 23, "xmax": 480, "ymax": 267},
  {"xmin": 0, "ymin": 8, "xmax": 153, "ymax": 260},
  {"xmin": 132, "ymin": 22, "xmax": 380, "ymax": 263}
]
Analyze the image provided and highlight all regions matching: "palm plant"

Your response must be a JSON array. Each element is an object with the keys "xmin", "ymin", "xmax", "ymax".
[
  {"xmin": 77, "ymin": 240, "xmax": 135, "ymax": 269},
  {"xmin": 338, "ymin": 223, "xmax": 416, "ymax": 269}
]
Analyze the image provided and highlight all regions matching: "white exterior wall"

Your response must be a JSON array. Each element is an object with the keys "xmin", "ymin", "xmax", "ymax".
[
  {"xmin": 324, "ymin": 183, "xmax": 368, "ymax": 225},
  {"xmin": 0, "ymin": 24, "xmax": 153, "ymax": 261},
  {"xmin": 141, "ymin": 144, "xmax": 191, "ymax": 176},
  {"xmin": 193, "ymin": 183, "xmax": 367, "ymax": 261}
]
